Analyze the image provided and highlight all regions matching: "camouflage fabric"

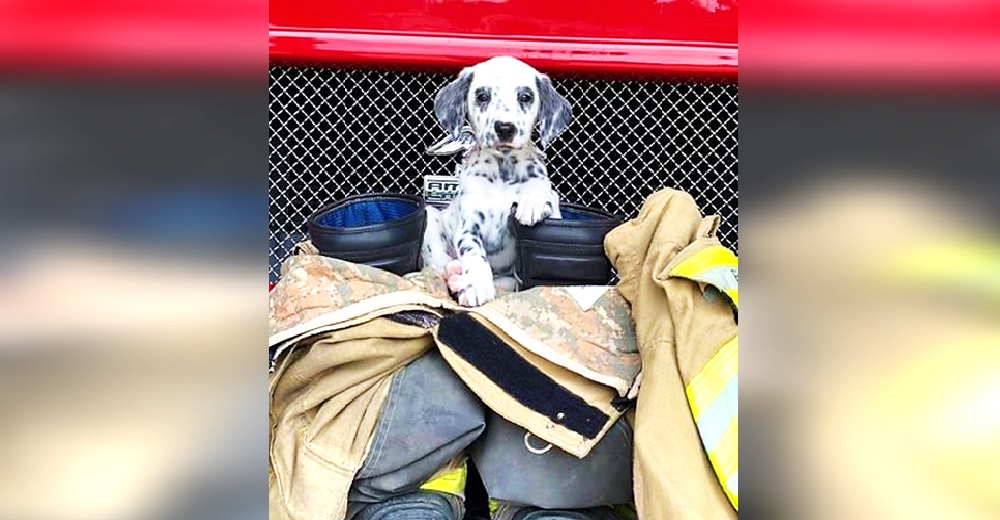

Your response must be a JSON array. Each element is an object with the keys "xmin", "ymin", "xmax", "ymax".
[
  {"xmin": 456, "ymin": 287, "xmax": 638, "ymax": 458},
  {"xmin": 269, "ymin": 245, "xmax": 642, "ymax": 499},
  {"xmin": 470, "ymin": 286, "xmax": 639, "ymax": 398},
  {"xmin": 269, "ymin": 249, "xmax": 452, "ymax": 356},
  {"xmin": 270, "ymin": 249, "xmax": 638, "ymax": 402}
]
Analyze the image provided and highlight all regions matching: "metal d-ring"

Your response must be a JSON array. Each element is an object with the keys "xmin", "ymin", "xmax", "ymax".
[{"xmin": 523, "ymin": 431, "xmax": 552, "ymax": 455}]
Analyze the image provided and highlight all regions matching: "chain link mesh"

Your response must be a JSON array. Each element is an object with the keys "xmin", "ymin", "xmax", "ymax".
[{"xmin": 270, "ymin": 65, "xmax": 738, "ymax": 282}]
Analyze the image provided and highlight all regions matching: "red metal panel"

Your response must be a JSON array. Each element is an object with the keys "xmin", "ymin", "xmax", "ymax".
[
  {"xmin": 742, "ymin": 0, "xmax": 1000, "ymax": 86},
  {"xmin": 269, "ymin": 0, "xmax": 738, "ymax": 79},
  {"xmin": 0, "ymin": 0, "xmax": 263, "ymax": 75},
  {"xmin": 3, "ymin": 0, "xmax": 1000, "ymax": 83}
]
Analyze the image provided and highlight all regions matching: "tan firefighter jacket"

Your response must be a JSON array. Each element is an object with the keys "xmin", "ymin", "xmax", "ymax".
[
  {"xmin": 605, "ymin": 189, "xmax": 739, "ymax": 519},
  {"xmin": 269, "ymin": 253, "xmax": 640, "ymax": 520}
]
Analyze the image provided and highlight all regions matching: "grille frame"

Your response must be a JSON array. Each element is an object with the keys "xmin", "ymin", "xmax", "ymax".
[{"xmin": 269, "ymin": 65, "xmax": 737, "ymax": 282}]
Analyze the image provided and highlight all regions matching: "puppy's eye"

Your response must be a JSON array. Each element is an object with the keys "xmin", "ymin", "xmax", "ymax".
[
  {"xmin": 518, "ymin": 92, "xmax": 533, "ymax": 104},
  {"xmin": 476, "ymin": 91, "xmax": 490, "ymax": 104}
]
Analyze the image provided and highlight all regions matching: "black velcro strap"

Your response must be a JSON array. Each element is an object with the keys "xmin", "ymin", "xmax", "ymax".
[{"xmin": 437, "ymin": 313, "xmax": 609, "ymax": 439}]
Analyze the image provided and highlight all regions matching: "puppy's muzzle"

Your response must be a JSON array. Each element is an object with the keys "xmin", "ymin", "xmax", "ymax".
[{"xmin": 494, "ymin": 121, "xmax": 516, "ymax": 143}]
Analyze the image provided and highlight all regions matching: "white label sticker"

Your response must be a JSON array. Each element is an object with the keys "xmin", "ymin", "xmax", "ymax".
[
  {"xmin": 423, "ymin": 175, "xmax": 460, "ymax": 208},
  {"xmin": 564, "ymin": 286, "xmax": 610, "ymax": 311}
]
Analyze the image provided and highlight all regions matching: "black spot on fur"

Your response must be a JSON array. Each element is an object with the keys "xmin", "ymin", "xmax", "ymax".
[
  {"xmin": 434, "ymin": 70, "xmax": 473, "ymax": 138},
  {"xmin": 536, "ymin": 76, "xmax": 572, "ymax": 148},
  {"xmin": 457, "ymin": 231, "xmax": 485, "ymax": 257},
  {"xmin": 516, "ymin": 86, "xmax": 534, "ymax": 112},
  {"xmin": 484, "ymin": 235, "xmax": 509, "ymax": 255},
  {"xmin": 498, "ymin": 157, "xmax": 514, "ymax": 183},
  {"xmin": 474, "ymin": 87, "xmax": 491, "ymax": 111},
  {"xmin": 473, "ymin": 210, "xmax": 485, "ymax": 222},
  {"xmin": 526, "ymin": 163, "xmax": 540, "ymax": 179}
]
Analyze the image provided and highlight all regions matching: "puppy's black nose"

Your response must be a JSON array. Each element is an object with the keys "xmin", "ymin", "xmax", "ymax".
[{"xmin": 494, "ymin": 121, "xmax": 516, "ymax": 141}]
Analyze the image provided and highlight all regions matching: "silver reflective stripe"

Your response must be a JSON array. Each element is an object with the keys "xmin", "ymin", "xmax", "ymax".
[
  {"xmin": 425, "ymin": 126, "xmax": 476, "ymax": 156},
  {"xmin": 691, "ymin": 265, "xmax": 738, "ymax": 294}
]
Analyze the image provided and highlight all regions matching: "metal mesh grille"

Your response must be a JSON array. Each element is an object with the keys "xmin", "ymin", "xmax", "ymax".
[{"xmin": 269, "ymin": 65, "xmax": 738, "ymax": 282}]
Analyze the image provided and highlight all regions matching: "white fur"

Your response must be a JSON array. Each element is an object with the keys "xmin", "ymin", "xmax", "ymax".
[{"xmin": 421, "ymin": 56, "xmax": 572, "ymax": 306}]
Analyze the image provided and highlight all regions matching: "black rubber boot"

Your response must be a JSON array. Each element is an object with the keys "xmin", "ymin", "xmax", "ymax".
[
  {"xmin": 308, "ymin": 193, "xmax": 427, "ymax": 276},
  {"xmin": 510, "ymin": 202, "xmax": 623, "ymax": 289}
]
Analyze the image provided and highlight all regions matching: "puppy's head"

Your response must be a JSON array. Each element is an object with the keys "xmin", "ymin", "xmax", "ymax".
[{"xmin": 434, "ymin": 56, "xmax": 572, "ymax": 150}]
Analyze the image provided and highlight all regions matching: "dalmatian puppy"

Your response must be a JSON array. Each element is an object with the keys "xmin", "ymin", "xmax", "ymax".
[{"xmin": 421, "ymin": 56, "xmax": 572, "ymax": 307}]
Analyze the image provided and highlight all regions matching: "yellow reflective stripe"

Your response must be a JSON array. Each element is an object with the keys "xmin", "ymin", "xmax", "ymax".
[
  {"xmin": 672, "ymin": 245, "xmax": 738, "ymax": 276},
  {"xmin": 675, "ymin": 245, "xmax": 740, "ymax": 508},
  {"xmin": 687, "ymin": 336, "xmax": 739, "ymax": 509},
  {"xmin": 725, "ymin": 472, "xmax": 739, "ymax": 509},
  {"xmin": 694, "ymin": 375, "xmax": 737, "ymax": 456},
  {"xmin": 670, "ymin": 245, "xmax": 738, "ymax": 308},
  {"xmin": 419, "ymin": 461, "xmax": 468, "ymax": 497},
  {"xmin": 709, "ymin": 418, "xmax": 739, "ymax": 509},
  {"xmin": 687, "ymin": 336, "xmax": 738, "ymax": 420},
  {"xmin": 723, "ymin": 287, "xmax": 738, "ymax": 308},
  {"xmin": 710, "ymin": 416, "xmax": 739, "ymax": 478}
]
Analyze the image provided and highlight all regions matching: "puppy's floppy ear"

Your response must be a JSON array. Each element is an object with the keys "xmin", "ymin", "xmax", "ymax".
[
  {"xmin": 535, "ymin": 75, "xmax": 572, "ymax": 148},
  {"xmin": 434, "ymin": 68, "xmax": 474, "ymax": 138}
]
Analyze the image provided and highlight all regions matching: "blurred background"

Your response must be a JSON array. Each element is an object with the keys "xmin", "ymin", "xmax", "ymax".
[
  {"xmin": 741, "ymin": 0, "xmax": 1000, "ymax": 518},
  {"xmin": 0, "ymin": 0, "xmax": 998, "ymax": 518},
  {"xmin": 0, "ymin": 1, "xmax": 266, "ymax": 519}
]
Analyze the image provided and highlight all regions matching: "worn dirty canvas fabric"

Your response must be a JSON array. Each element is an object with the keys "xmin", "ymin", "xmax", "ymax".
[
  {"xmin": 605, "ymin": 189, "xmax": 739, "ymax": 520},
  {"xmin": 269, "ymin": 257, "xmax": 451, "ymax": 520},
  {"xmin": 269, "ymin": 317, "xmax": 433, "ymax": 520},
  {"xmin": 435, "ymin": 285, "xmax": 639, "ymax": 458},
  {"xmin": 269, "ymin": 253, "xmax": 640, "ymax": 520}
]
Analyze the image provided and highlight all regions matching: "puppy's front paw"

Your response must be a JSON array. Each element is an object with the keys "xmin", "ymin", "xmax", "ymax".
[
  {"xmin": 444, "ymin": 259, "xmax": 465, "ymax": 294},
  {"xmin": 455, "ymin": 257, "xmax": 496, "ymax": 307},
  {"xmin": 514, "ymin": 189, "xmax": 559, "ymax": 226}
]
